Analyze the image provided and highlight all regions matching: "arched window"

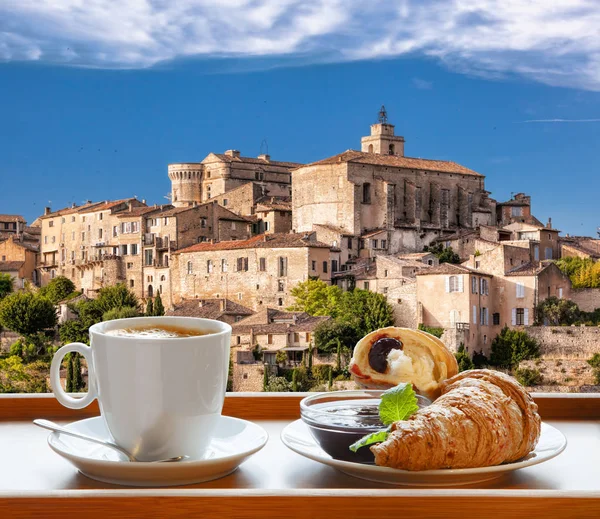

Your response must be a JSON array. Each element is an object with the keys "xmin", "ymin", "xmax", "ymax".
[
  {"xmin": 368, "ymin": 144, "xmax": 374, "ymax": 153},
  {"xmin": 147, "ymin": 285, "xmax": 153, "ymax": 298},
  {"xmin": 389, "ymin": 143, "xmax": 395, "ymax": 155},
  {"xmin": 187, "ymin": 261, "xmax": 193, "ymax": 275},
  {"xmin": 160, "ymin": 275, "xmax": 166, "ymax": 281}
]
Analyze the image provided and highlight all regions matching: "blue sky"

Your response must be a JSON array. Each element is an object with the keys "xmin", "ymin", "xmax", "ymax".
[{"xmin": 1, "ymin": 1, "xmax": 599, "ymax": 237}]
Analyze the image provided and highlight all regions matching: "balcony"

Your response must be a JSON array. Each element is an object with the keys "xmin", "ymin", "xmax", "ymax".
[
  {"xmin": 143, "ymin": 234, "xmax": 154, "ymax": 246},
  {"xmin": 155, "ymin": 237, "xmax": 169, "ymax": 250},
  {"xmin": 456, "ymin": 322, "xmax": 470, "ymax": 330}
]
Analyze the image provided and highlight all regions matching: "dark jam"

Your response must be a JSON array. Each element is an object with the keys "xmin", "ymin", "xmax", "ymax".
[{"xmin": 368, "ymin": 337, "xmax": 403, "ymax": 373}]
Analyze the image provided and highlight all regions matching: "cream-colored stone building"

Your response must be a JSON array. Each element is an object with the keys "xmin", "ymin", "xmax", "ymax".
[
  {"xmin": 0, "ymin": 233, "xmax": 39, "ymax": 287},
  {"xmin": 292, "ymin": 113, "xmax": 496, "ymax": 265},
  {"xmin": 172, "ymin": 233, "xmax": 338, "ymax": 310},
  {"xmin": 169, "ymin": 151, "xmax": 300, "ymax": 208}
]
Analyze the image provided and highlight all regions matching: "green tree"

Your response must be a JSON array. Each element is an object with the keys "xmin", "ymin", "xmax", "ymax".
[
  {"xmin": 102, "ymin": 306, "xmax": 141, "ymax": 321},
  {"xmin": 39, "ymin": 276, "xmax": 76, "ymax": 304},
  {"xmin": 59, "ymin": 317, "xmax": 90, "ymax": 345},
  {"xmin": 291, "ymin": 369, "xmax": 298, "ymax": 391},
  {"xmin": 328, "ymin": 367, "xmax": 333, "ymax": 390},
  {"xmin": 0, "ymin": 356, "xmax": 49, "ymax": 393},
  {"xmin": 455, "ymin": 343, "xmax": 474, "ymax": 372},
  {"xmin": 418, "ymin": 324, "xmax": 444, "ymax": 339},
  {"xmin": 489, "ymin": 326, "xmax": 540, "ymax": 369},
  {"xmin": 0, "ymin": 292, "xmax": 57, "ymax": 337},
  {"xmin": 66, "ymin": 353, "xmax": 74, "ymax": 393},
  {"xmin": 556, "ymin": 257, "xmax": 600, "ymax": 289},
  {"xmin": 263, "ymin": 366, "xmax": 269, "ymax": 391},
  {"xmin": 515, "ymin": 367, "xmax": 543, "ymax": 386},
  {"xmin": 314, "ymin": 320, "xmax": 361, "ymax": 354},
  {"xmin": 336, "ymin": 341, "xmax": 342, "ymax": 372},
  {"xmin": 0, "ymin": 273, "xmax": 14, "ymax": 300},
  {"xmin": 424, "ymin": 243, "xmax": 460, "ymax": 264},
  {"xmin": 73, "ymin": 353, "xmax": 84, "ymax": 391},
  {"xmin": 153, "ymin": 292, "xmax": 165, "ymax": 316},
  {"xmin": 146, "ymin": 299, "xmax": 153, "ymax": 316},
  {"xmin": 535, "ymin": 296, "xmax": 580, "ymax": 325},
  {"xmin": 307, "ymin": 342, "xmax": 313, "ymax": 370},
  {"xmin": 288, "ymin": 279, "xmax": 342, "ymax": 316},
  {"xmin": 336, "ymin": 289, "xmax": 394, "ymax": 336},
  {"xmin": 94, "ymin": 284, "xmax": 139, "ymax": 315}
]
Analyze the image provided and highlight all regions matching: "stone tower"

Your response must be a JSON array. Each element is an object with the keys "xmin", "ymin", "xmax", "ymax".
[
  {"xmin": 361, "ymin": 106, "xmax": 405, "ymax": 156},
  {"xmin": 168, "ymin": 163, "xmax": 203, "ymax": 208}
]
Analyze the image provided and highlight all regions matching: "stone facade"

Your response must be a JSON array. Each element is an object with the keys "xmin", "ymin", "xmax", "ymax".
[
  {"xmin": 172, "ymin": 233, "xmax": 338, "ymax": 310},
  {"xmin": 571, "ymin": 289, "xmax": 600, "ymax": 313},
  {"xmin": 293, "ymin": 120, "xmax": 496, "ymax": 260},
  {"xmin": 0, "ymin": 235, "xmax": 38, "ymax": 287},
  {"xmin": 525, "ymin": 326, "xmax": 600, "ymax": 360}
]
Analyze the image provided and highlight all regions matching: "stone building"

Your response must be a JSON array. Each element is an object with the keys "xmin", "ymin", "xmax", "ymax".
[
  {"xmin": 0, "ymin": 234, "xmax": 39, "ymax": 287},
  {"xmin": 292, "ymin": 111, "xmax": 496, "ymax": 265},
  {"xmin": 167, "ymin": 298, "xmax": 255, "ymax": 325},
  {"xmin": 172, "ymin": 232, "xmax": 338, "ymax": 310},
  {"xmin": 168, "ymin": 151, "xmax": 300, "ymax": 208},
  {"xmin": 417, "ymin": 243, "xmax": 572, "ymax": 355},
  {"xmin": 559, "ymin": 236, "xmax": 600, "ymax": 260},
  {"xmin": 496, "ymin": 193, "xmax": 543, "ymax": 227},
  {"xmin": 0, "ymin": 215, "xmax": 27, "ymax": 238}
]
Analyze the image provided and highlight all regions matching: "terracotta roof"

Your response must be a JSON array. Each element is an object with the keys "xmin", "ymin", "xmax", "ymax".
[
  {"xmin": 212, "ymin": 154, "xmax": 302, "ymax": 169},
  {"xmin": 176, "ymin": 233, "xmax": 331, "ymax": 254},
  {"xmin": 117, "ymin": 206, "xmax": 167, "ymax": 218},
  {"xmin": 312, "ymin": 224, "xmax": 354, "ymax": 236},
  {"xmin": 304, "ymin": 150, "xmax": 482, "ymax": 177},
  {"xmin": 505, "ymin": 261, "xmax": 554, "ymax": 277},
  {"xmin": 167, "ymin": 298, "xmax": 254, "ymax": 319},
  {"xmin": 256, "ymin": 201, "xmax": 292, "ymax": 212},
  {"xmin": 0, "ymin": 236, "xmax": 38, "ymax": 252},
  {"xmin": 361, "ymin": 229, "xmax": 387, "ymax": 239},
  {"xmin": 78, "ymin": 198, "xmax": 138, "ymax": 213},
  {"xmin": 232, "ymin": 308, "xmax": 329, "ymax": 335},
  {"xmin": 417, "ymin": 263, "xmax": 493, "ymax": 277},
  {"xmin": 38, "ymin": 201, "xmax": 101, "ymax": 219},
  {"xmin": 0, "ymin": 215, "xmax": 25, "ymax": 223},
  {"xmin": 0, "ymin": 261, "xmax": 24, "ymax": 272}
]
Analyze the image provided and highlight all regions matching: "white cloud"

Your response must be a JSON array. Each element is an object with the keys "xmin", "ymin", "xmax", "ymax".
[
  {"xmin": 412, "ymin": 78, "xmax": 433, "ymax": 90},
  {"xmin": 1, "ymin": 0, "xmax": 600, "ymax": 90}
]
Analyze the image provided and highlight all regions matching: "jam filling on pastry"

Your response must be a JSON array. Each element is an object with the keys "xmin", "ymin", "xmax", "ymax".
[{"xmin": 368, "ymin": 337, "xmax": 403, "ymax": 373}]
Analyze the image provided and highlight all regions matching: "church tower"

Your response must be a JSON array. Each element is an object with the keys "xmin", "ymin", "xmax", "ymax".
[
  {"xmin": 361, "ymin": 106, "xmax": 405, "ymax": 156},
  {"xmin": 168, "ymin": 163, "xmax": 203, "ymax": 208}
]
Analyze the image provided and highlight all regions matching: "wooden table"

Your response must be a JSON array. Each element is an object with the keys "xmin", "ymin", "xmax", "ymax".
[{"xmin": 0, "ymin": 393, "xmax": 599, "ymax": 518}]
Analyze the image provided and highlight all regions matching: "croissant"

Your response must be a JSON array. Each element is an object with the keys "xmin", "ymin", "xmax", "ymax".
[
  {"xmin": 349, "ymin": 327, "xmax": 458, "ymax": 400},
  {"xmin": 370, "ymin": 369, "xmax": 542, "ymax": 470}
]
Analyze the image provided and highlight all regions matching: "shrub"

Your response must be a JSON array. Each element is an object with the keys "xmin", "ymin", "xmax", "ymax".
[
  {"xmin": 418, "ymin": 324, "xmax": 444, "ymax": 339},
  {"xmin": 455, "ymin": 343, "xmax": 474, "ymax": 372},
  {"xmin": 472, "ymin": 350, "xmax": 488, "ymax": 368},
  {"xmin": 265, "ymin": 376, "xmax": 291, "ymax": 392},
  {"xmin": 535, "ymin": 296, "xmax": 580, "ymax": 326},
  {"xmin": 0, "ymin": 273, "xmax": 14, "ymax": 300},
  {"xmin": 38, "ymin": 276, "xmax": 76, "ymax": 304},
  {"xmin": 489, "ymin": 326, "xmax": 540, "ymax": 369},
  {"xmin": 276, "ymin": 350, "xmax": 287, "ymax": 364},
  {"xmin": 102, "ymin": 306, "xmax": 141, "ymax": 321},
  {"xmin": 587, "ymin": 353, "xmax": 600, "ymax": 369},
  {"xmin": 0, "ymin": 292, "xmax": 57, "ymax": 337},
  {"xmin": 311, "ymin": 364, "xmax": 332, "ymax": 382},
  {"xmin": 515, "ymin": 367, "xmax": 543, "ymax": 387}
]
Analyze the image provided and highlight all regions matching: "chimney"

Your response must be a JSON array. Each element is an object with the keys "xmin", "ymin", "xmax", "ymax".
[
  {"xmin": 547, "ymin": 218, "xmax": 552, "ymax": 229},
  {"xmin": 71, "ymin": 202, "xmax": 76, "ymax": 209},
  {"xmin": 224, "ymin": 150, "xmax": 241, "ymax": 158},
  {"xmin": 220, "ymin": 299, "xmax": 226, "ymax": 312},
  {"xmin": 44, "ymin": 207, "xmax": 51, "ymax": 215},
  {"xmin": 142, "ymin": 199, "xmax": 146, "ymax": 204},
  {"xmin": 258, "ymin": 154, "xmax": 270, "ymax": 162}
]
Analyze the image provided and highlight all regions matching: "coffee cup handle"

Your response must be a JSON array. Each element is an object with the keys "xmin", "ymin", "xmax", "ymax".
[{"xmin": 50, "ymin": 342, "xmax": 98, "ymax": 409}]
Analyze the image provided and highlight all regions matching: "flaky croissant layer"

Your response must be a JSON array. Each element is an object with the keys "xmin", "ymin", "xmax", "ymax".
[{"xmin": 370, "ymin": 369, "xmax": 542, "ymax": 470}]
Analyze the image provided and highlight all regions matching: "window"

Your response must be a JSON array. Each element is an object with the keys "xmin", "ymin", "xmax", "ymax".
[
  {"xmin": 81, "ymin": 231, "xmax": 85, "ymax": 240},
  {"xmin": 513, "ymin": 308, "xmax": 528, "ymax": 326},
  {"xmin": 71, "ymin": 216, "xmax": 75, "ymax": 222},
  {"xmin": 237, "ymin": 292, "xmax": 243, "ymax": 300},
  {"xmin": 362, "ymin": 183, "xmax": 371, "ymax": 204},
  {"xmin": 201, "ymin": 218, "xmax": 207, "ymax": 228},
  {"xmin": 364, "ymin": 281, "xmax": 370, "ymax": 290},
  {"xmin": 472, "ymin": 277, "xmax": 478, "ymax": 294},
  {"xmin": 322, "ymin": 261, "xmax": 328, "ymax": 273},
  {"xmin": 113, "ymin": 226, "xmax": 118, "ymax": 237},
  {"xmin": 332, "ymin": 260, "xmax": 338, "ymax": 272},
  {"xmin": 533, "ymin": 245, "xmax": 539, "ymax": 261},
  {"xmin": 480, "ymin": 307, "xmax": 488, "ymax": 326},
  {"xmin": 278, "ymin": 298, "xmax": 283, "ymax": 306},
  {"xmin": 44, "ymin": 236, "xmax": 48, "ymax": 244},
  {"xmin": 381, "ymin": 240, "xmax": 387, "ymax": 249},
  {"xmin": 382, "ymin": 287, "xmax": 388, "ymax": 294},
  {"xmin": 511, "ymin": 206, "xmax": 523, "ymax": 216},
  {"xmin": 207, "ymin": 260, "xmax": 213, "ymax": 273},
  {"xmin": 447, "ymin": 275, "xmax": 463, "ymax": 293},
  {"xmin": 52, "ymin": 236, "xmax": 56, "ymax": 243},
  {"xmin": 1, "ymin": 255, "xmax": 4, "ymax": 261},
  {"xmin": 558, "ymin": 287, "xmax": 563, "ymax": 299},
  {"xmin": 130, "ymin": 279, "xmax": 134, "ymax": 288},
  {"xmin": 311, "ymin": 260, "xmax": 316, "ymax": 271},
  {"xmin": 120, "ymin": 245, "xmax": 127, "ymax": 256},
  {"xmin": 267, "ymin": 334, "xmax": 273, "ymax": 345},
  {"xmin": 145, "ymin": 250, "xmax": 153, "ymax": 266},
  {"xmin": 473, "ymin": 305, "xmax": 477, "ymax": 324},
  {"xmin": 516, "ymin": 282, "xmax": 525, "ymax": 299},
  {"xmin": 548, "ymin": 233, "xmax": 552, "ymax": 240},
  {"xmin": 372, "ymin": 239, "xmax": 378, "ymax": 249},
  {"xmin": 278, "ymin": 280, "xmax": 284, "ymax": 292},
  {"xmin": 71, "ymin": 231, "xmax": 75, "ymax": 240},
  {"xmin": 51, "ymin": 269, "xmax": 56, "ymax": 279},
  {"xmin": 278, "ymin": 257, "xmax": 288, "ymax": 277},
  {"xmin": 259, "ymin": 258, "xmax": 266, "ymax": 272},
  {"xmin": 294, "ymin": 333, "xmax": 300, "ymax": 343},
  {"xmin": 481, "ymin": 278, "xmax": 488, "ymax": 295},
  {"xmin": 223, "ymin": 199, "xmax": 228, "ymax": 206},
  {"xmin": 475, "ymin": 261, "xmax": 481, "ymax": 269},
  {"xmin": 545, "ymin": 247, "xmax": 553, "ymax": 260},
  {"xmin": 98, "ymin": 228, "xmax": 103, "ymax": 239},
  {"xmin": 130, "ymin": 244, "xmax": 138, "ymax": 255},
  {"xmin": 49, "ymin": 221, "xmax": 54, "ymax": 228},
  {"xmin": 127, "ymin": 262, "xmax": 133, "ymax": 269},
  {"xmin": 359, "ymin": 239, "xmax": 365, "ymax": 249},
  {"xmin": 221, "ymin": 259, "xmax": 228, "ymax": 272},
  {"xmin": 264, "ymin": 221, "xmax": 270, "ymax": 231},
  {"xmin": 484, "ymin": 335, "xmax": 487, "ymax": 345},
  {"xmin": 61, "ymin": 217, "xmax": 65, "ymax": 224},
  {"xmin": 231, "ymin": 221, "xmax": 236, "ymax": 230},
  {"xmin": 237, "ymin": 257, "xmax": 248, "ymax": 272},
  {"xmin": 389, "ymin": 143, "xmax": 395, "ymax": 155},
  {"xmin": 235, "ymin": 316, "xmax": 243, "ymax": 322},
  {"xmin": 493, "ymin": 313, "xmax": 500, "ymax": 325},
  {"xmin": 82, "ymin": 216, "xmax": 86, "ymax": 222},
  {"xmin": 347, "ymin": 237, "xmax": 353, "ymax": 249}
]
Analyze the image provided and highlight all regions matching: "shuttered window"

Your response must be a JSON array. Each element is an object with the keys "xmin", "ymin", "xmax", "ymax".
[{"xmin": 516, "ymin": 283, "xmax": 525, "ymax": 298}]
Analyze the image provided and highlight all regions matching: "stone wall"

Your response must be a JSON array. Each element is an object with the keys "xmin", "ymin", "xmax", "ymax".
[
  {"xmin": 388, "ymin": 283, "xmax": 418, "ymax": 328},
  {"xmin": 526, "ymin": 326, "xmax": 600, "ymax": 359},
  {"xmin": 232, "ymin": 363, "xmax": 277, "ymax": 392},
  {"xmin": 571, "ymin": 289, "xmax": 600, "ymax": 312}
]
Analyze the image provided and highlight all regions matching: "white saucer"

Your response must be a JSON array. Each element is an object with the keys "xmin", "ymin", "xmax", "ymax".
[
  {"xmin": 47, "ymin": 415, "xmax": 268, "ymax": 487},
  {"xmin": 281, "ymin": 420, "xmax": 567, "ymax": 487}
]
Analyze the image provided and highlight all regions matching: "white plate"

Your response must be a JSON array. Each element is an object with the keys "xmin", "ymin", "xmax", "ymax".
[
  {"xmin": 47, "ymin": 415, "xmax": 268, "ymax": 487},
  {"xmin": 281, "ymin": 419, "xmax": 567, "ymax": 487}
]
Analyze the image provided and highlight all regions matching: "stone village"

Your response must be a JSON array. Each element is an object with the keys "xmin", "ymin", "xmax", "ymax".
[{"xmin": 2, "ymin": 108, "xmax": 599, "ymax": 391}]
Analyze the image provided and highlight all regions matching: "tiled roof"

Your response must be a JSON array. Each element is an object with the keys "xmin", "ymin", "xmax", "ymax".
[
  {"xmin": 312, "ymin": 223, "xmax": 354, "ymax": 236},
  {"xmin": 361, "ymin": 228, "xmax": 386, "ymax": 239},
  {"xmin": 0, "ymin": 261, "xmax": 24, "ymax": 272},
  {"xmin": 417, "ymin": 263, "xmax": 493, "ymax": 277},
  {"xmin": 505, "ymin": 261, "xmax": 554, "ymax": 277},
  {"xmin": 0, "ymin": 215, "xmax": 25, "ymax": 223},
  {"xmin": 397, "ymin": 252, "xmax": 434, "ymax": 259},
  {"xmin": 176, "ymin": 233, "xmax": 331, "ymax": 254},
  {"xmin": 167, "ymin": 298, "xmax": 254, "ymax": 319},
  {"xmin": 117, "ymin": 206, "xmax": 167, "ymax": 218},
  {"xmin": 0, "ymin": 236, "xmax": 38, "ymax": 252},
  {"xmin": 256, "ymin": 201, "xmax": 292, "ymax": 212},
  {"xmin": 78, "ymin": 198, "xmax": 138, "ymax": 213},
  {"xmin": 213, "ymin": 154, "xmax": 302, "ymax": 169},
  {"xmin": 304, "ymin": 150, "xmax": 482, "ymax": 177},
  {"xmin": 232, "ymin": 308, "xmax": 329, "ymax": 335},
  {"xmin": 38, "ymin": 201, "xmax": 101, "ymax": 219}
]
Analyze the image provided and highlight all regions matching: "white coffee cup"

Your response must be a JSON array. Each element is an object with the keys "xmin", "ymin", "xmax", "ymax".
[{"xmin": 50, "ymin": 316, "xmax": 232, "ymax": 461}]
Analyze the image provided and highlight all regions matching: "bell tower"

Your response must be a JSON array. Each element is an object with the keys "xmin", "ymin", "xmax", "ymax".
[{"xmin": 361, "ymin": 106, "xmax": 405, "ymax": 156}]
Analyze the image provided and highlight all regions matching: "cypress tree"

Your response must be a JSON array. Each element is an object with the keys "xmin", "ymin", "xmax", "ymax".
[
  {"xmin": 145, "ymin": 299, "xmax": 153, "ymax": 316},
  {"xmin": 336, "ymin": 340, "xmax": 341, "ymax": 372},
  {"xmin": 263, "ymin": 367, "xmax": 269, "ymax": 391},
  {"xmin": 328, "ymin": 366, "xmax": 333, "ymax": 390},
  {"xmin": 292, "ymin": 369, "xmax": 298, "ymax": 392},
  {"xmin": 74, "ymin": 353, "xmax": 84, "ymax": 391},
  {"xmin": 308, "ymin": 342, "xmax": 313, "ymax": 370},
  {"xmin": 66, "ymin": 353, "xmax": 74, "ymax": 393},
  {"xmin": 154, "ymin": 292, "xmax": 165, "ymax": 316}
]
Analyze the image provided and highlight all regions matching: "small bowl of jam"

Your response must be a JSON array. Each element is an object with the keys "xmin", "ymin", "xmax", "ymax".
[{"xmin": 300, "ymin": 390, "xmax": 431, "ymax": 464}]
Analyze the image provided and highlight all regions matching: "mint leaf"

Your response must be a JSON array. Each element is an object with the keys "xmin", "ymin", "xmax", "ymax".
[
  {"xmin": 378, "ymin": 383, "xmax": 419, "ymax": 426},
  {"xmin": 349, "ymin": 427, "xmax": 391, "ymax": 452}
]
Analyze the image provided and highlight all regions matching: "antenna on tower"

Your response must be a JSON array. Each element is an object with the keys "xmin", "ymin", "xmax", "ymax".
[
  {"xmin": 260, "ymin": 138, "xmax": 269, "ymax": 155},
  {"xmin": 378, "ymin": 105, "xmax": 388, "ymax": 124}
]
